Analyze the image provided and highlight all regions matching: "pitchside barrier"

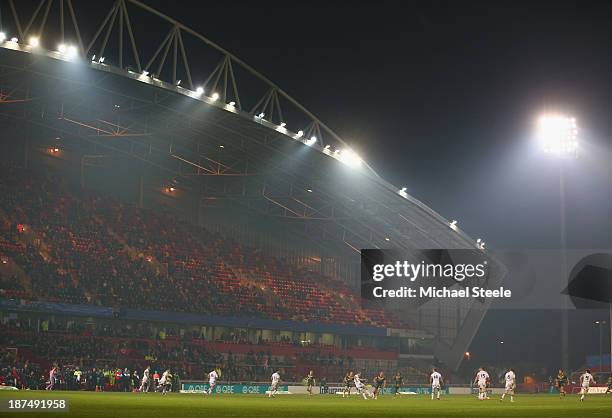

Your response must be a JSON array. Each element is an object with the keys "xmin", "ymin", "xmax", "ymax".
[
  {"xmin": 181, "ymin": 381, "xmax": 606, "ymax": 395},
  {"xmin": 180, "ymin": 382, "xmax": 289, "ymax": 394},
  {"xmin": 570, "ymin": 386, "xmax": 611, "ymax": 394},
  {"xmin": 181, "ymin": 382, "xmax": 448, "ymax": 395},
  {"xmin": 323, "ymin": 385, "xmax": 449, "ymax": 395}
]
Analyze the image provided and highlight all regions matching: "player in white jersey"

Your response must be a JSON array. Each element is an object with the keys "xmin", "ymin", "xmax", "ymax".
[
  {"xmin": 500, "ymin": 369, "xmax": 516, "ymax": 402},
  {"xmin": 139, "ymin": 366, "xmax": 150, "ymax": 392},
  {"xmin": 207, "ymin": 369, "xmax": 219, "ymax": 395},
  {"xmin": 353, "ymin": 372, "xmax": 369, "ymax": 400},
  {"xmin": 269, "ymin": 371, "xmax": 281, "ymax": 398},
  {"xmin": 474, "ymin": 368, "xmax": 490, "ymax": 400},
  {"xmin": 160, "ymin": 369, "xmax": 172, "ymax": 395},
  {"xmin": 579, "ymin": 369, "xmax": 595, "ymax": 401},
  {"xmin": 430, "ymin": 368, "xmax": 443, "ymax": 400}
]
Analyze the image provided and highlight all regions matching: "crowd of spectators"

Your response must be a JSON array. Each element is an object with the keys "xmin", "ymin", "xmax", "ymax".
[
  {"xmin": 0, "ymin": 163, "xmax": 407, "ymax": 328},
  {"xmin": 0, "ymin": 315, "xmax": 428, "ymax": 385}
]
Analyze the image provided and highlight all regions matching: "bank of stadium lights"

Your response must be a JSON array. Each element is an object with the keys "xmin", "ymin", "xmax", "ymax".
[
  {"xmin": 255, "ymin": 112, "xmax": 265, "ymax": 120},
  {"xmin": 211, "ymin": 92, "xmax": 220, "ymax": 102},
  {"xmin": 398, "ymin": 187, "xmax": 408, "ymax": 198},
  {"xmin": 449, "ymin": 219, "xmax": 458, "ymax": 231},
  {"xmin": 294, "ymin": 130, "xmax": 304, "ymax": 139},
  {"xmin": 28, "ymin": 37, "xmax": 40, "ymax": 47},
  {"xmin": 476, "ymin": 238, "xmax": 485, "ymax": 250},
  {"xmin": 536, "ymin": 114, "xmax": 578, "ymax": 156},
  {"xmin": 10, "ymin": 37, "xmax": 18, "ymax": 44},
  {"xmin": 57, "ymin": 43, "xmax": 78, "ymax": 59},
  {"xmin": 229, "ymin": 101, "xmax": 236, "ymax": 107},
  {"xmin": 195, "ymin": 86, "xmax": 204, "ymax": 96},
  {"xmin": 274, "ymin": 121, "xmax": 288, "ymax": 133},
  {"xmin": 338, "ymin": 149, "xmax": 362, "ymax": 168},
  {"xmin": 305, "ymin": 136, "xmax": 317, "ymax": 146}
]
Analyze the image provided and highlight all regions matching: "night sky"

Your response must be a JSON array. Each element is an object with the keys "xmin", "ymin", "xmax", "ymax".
[{"xmin": 139, "ymin": 0, "xmax": 612, "ymax": 370}]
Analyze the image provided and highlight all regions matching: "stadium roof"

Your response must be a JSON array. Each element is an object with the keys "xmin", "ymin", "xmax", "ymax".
[{"xmin": 0, "ymin": 0, "xmax": 483, "ymax": 256}]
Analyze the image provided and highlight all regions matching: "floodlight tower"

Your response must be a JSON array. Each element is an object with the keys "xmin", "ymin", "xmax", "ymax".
[{"xmin": 536, "ymin": 113, "xmax": 578, "ymax": 371}]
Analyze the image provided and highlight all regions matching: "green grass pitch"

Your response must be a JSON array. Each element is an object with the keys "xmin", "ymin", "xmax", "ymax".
[{"xmin": 1, "ymin": 391, "xmax": 612, "ymax": 417}]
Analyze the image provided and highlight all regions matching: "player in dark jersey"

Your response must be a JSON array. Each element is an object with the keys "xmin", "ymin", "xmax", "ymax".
[
  {"xmin": 305, "ymin": 370, "xmax": 315, "ymax": 396},
  {"xmin": 343, "ymin": 371, "xmax": 354, "ymax": 398},
  {"xmin": 393, "ymin": 372, "xmax": 403, "ymax": 396},
  {"xmin": 556, "ymin": 369, "xmax": 568, "ymax": 398},
  {"xmin": 373, "ymin": 371, "xmax": 386, "ymax": 400},
  {"xmin": 605, "ymin": 376, "xmax": 612, "ymax": 394}
]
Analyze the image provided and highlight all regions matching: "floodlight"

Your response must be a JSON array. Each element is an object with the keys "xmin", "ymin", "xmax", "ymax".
[
  {"xmin": 296, "ymin": 130, "xmax": 304, "ymax": 138},
  {"xmin": 211, "ymin": 92, "xmax": 219, "ymax": 101},
  {"xmin": 195, "ymin": 86, "xmax": 204, "ymax": 95},
  {"xmin": 0, "ymin": 32, "xmax": 6, "ymax": 42},
  {"xmin": 339, "ymin": 149, "xmax": 362, "ymax": 168},
  {"xmin": 10, "ymin": 37, "xmax": 18, "ymax": 43},
  {"xmin": 536, "ymin": 114, "xmax": 578, "ymax": 156},
  {"xmin": 280, "ymin": 122, "xmax": 286, "ymax": 127},
  {"xmin": 29, "ymin": 37, "xmax": 39, "ymax": 47},
  {"xmin": 65, "ymin": 45, "xmax": 78, "ymax": 59},
  {"xmin": 228, "ymin": 101, "xmax": 236, "ymax": 107},
  {"xmin": 305, "ymin": 136, "xmax": 317, "ymax": 146}
]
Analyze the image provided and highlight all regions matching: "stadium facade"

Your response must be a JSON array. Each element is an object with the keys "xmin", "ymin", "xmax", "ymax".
[{"xmin": 0, "ymin": 0, "xmax": 503, "ymax": 374}]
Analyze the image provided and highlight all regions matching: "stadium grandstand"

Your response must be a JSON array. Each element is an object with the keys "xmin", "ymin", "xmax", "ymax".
[{"xmin": 0, "ymin": 0, "xmax": 504, "ymax": 390}]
